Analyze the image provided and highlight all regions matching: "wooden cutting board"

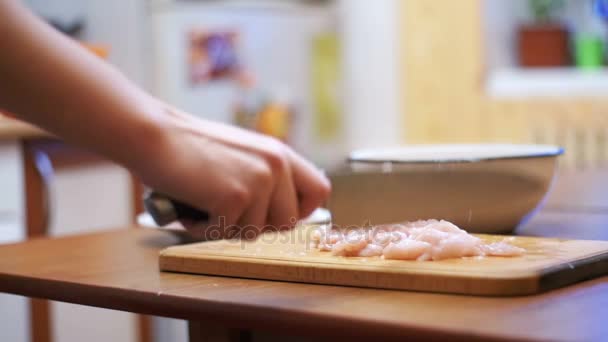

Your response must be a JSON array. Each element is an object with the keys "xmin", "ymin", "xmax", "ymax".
[{"xmin": 159, "ymin": 226, "xmax": 608, "ymax": 296}]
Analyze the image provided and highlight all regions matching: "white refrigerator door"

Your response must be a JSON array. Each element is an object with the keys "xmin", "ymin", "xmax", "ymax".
[
  {"xmin": 0, "ymin": 141, "xmax": 28, "ymax": 342},
  {"xmin": 151, "ymin": 2, "xmax": 332, "ymax": 126}
]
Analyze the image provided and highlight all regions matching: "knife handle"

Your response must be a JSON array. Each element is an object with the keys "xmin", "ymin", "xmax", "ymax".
[{"xmin": 143, "ymin": 190, "xmax": 209, "ymax": 226}]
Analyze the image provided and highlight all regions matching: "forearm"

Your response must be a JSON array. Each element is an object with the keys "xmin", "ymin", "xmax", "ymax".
[
  {"xmin": 0, "ymin": 0, "xmax": 165, "ymax": 169},
  {"xmin": 0, "ymin": 1, "xmax": 331, "ymax": 229}
]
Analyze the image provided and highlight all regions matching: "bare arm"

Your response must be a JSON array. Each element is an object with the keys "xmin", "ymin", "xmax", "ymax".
[
  {"xmin": 0, "ymin": 0, "xmax": 330, "ymax": 236},
  {"xmin": 0, "ymin": 0, "xmax": 165, "ymax": 168}
]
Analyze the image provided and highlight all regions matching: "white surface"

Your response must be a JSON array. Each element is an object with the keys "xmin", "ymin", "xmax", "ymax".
[
  {"xmin": 0, "ymin": 143, "xmax": 27, "ymax": 342},
  {"xmin": 51, "ymin": 304, "xmax": 137, "ymax": 342},
  {"xmin": 150, "ymin": 1, "xmax": 345, "ymax": 166},
  {"xmin": 350, "ymin": 144, "xmax": 564, "ymax": 163},
  {"xmin": 137, "ymin": 212, "xmax": 158, "ymax": 228},
  {"xmin": 49, "ymin": 164, "xmax": 132, "ymax": 236},
  {"xmin": 150, "ymin": 1, "xmax": 405, "ymax": 167},
  {"xmin": 544, "ymin": 167, "xmax": 608, "ymax": 209},
  {"xmin": 0, "ymin": 294, "xmax": 29, "ymax": 342},
  {"xmin": 0, "ymin": 220, "xmax": 28, "ymax": 342},
  {"xmin": 482, "ymin": 0, "xmax": 523, "ymax": 71},
  {"xmin": 486, "ymin": 68, "xmax": 608, "ymax": 99},
  {"xmin": 49, "ymin": 164, "xmax": 136, "ymax": 342},
  {"xmin": 0, "ymin": 219, "xmax": 25, "ymax": 246},
  {"xmin": 339, "ymin": 0, "xmax": 403, "ymax": 149},
  {"xmin": 83, "ymin": 0, "xmax": 148, "ymax": 87},
  {"xmin": 303, "ymin": 207, "xmax": 331, "ymax": 224},
  {"xmin": 25, "ymin": 0, "xmax": 149, "ymax": 87},
  {"xmin": 0, "ymin": 142, "xmax": 25, "ymax": 241},
  {"xmin": 152, "ymin": 317, "xmax": 188, "ymax": 342}
]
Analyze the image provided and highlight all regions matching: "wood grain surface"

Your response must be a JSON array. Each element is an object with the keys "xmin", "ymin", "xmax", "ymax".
[
  {"xmin": 0, "ymin": 228, "xmax": 607, "ymax": 341},
  {"xmin": 160, "ymin": 226, "xmax": 608, "ymax": 296}
]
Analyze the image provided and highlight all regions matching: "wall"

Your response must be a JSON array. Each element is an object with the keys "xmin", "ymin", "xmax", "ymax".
[
  {"xmin": 339, "ymin": 0, "xmax": 403, "ymax": 150},
  {"xmin": 25, "ymin": 0, "xmax": 148, "ymax": 87},
  {"xmin": 400, "ymin": 0, "xmax": 608, "ymax": 169}
]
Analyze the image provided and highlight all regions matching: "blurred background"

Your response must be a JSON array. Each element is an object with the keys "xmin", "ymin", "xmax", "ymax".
[{"xmin": 2, "ymin": 0, "xmax": 608, "ymax": 341}]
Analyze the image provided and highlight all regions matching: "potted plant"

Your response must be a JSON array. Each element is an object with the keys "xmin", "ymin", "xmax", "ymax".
[
  {"xmin": 518, "ymin": 0, "xmax": 569, "ymax": 67},
  {"xmin": 572, "ymin": 0, "xmax": 606, "ymax": 69}
]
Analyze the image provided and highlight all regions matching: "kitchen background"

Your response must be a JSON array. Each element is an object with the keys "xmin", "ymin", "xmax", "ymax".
[{"xmin": 1, "ymin": 0, "xmax": 608, "ymax": 342}]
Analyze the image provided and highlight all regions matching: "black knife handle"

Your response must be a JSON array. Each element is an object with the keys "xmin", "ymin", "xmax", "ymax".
[{"xmin": 143, "ymin": 190, "xmax": 209, "ymax": 226}]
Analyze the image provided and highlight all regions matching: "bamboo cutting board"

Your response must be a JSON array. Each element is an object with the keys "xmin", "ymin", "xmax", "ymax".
[{"xmin": 159, "ymin": 226, "xmax": 608, "ymax": 296}]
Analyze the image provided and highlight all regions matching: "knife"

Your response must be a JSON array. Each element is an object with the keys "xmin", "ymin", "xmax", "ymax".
[
  {"xmin": 144, "ymin": 171, "xmax": 419, "ymax": 228},
  {"xmin": 143, "ymin": 172, "xmax": 399, "ymax": 228},
  {"xmin": 143, "ymin": 190, "xmax": 209, "ymax": 226}
]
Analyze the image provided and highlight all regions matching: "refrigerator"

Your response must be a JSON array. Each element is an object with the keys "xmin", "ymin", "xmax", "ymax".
[{"xmin": 149, "ymin": 0, "xmax": 347, "ymax": 167}]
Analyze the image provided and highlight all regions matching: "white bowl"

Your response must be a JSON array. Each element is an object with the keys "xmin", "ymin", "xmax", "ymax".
[
  {"xmin": 350, "ymin": 144, "xmax": 564, "ymax": 165},
  {"xmin": 336, "ymin": 144, "xmax": 564, "ymax": 234}
]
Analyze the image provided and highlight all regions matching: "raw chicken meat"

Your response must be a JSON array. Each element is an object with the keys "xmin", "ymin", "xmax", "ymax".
[
  {"xmin": 479, "ymin": 241, "xmax": 526, "ymax": 257},
  {"xmin": 383, "ymin": 239, "xmax": 431, "ymax": 260},
  {"xmin": 311, "ymin": 219, "xmax": 525, "ymax": 261},
  {"xmin": 331, "ymin": 230, "xmax": 368, "ymax": 256},
  {"xmin": 358, "ymin": 243, "xmax": 384, "ymax": 257}
]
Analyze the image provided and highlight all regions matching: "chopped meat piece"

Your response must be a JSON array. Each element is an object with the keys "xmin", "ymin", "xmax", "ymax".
[
  {"xmin": 480, "ymin": 241, "xmax": 526, "ymax": 257},
  {"xmin": 383, "ymin": 239, "xmax": 431, "ymax": 260},
  {"xmin": 312, "ymin": 220, "xmax": 524, "ymax": 261},
  {"xmin": 358, "ymin": 243, "xmax": 384, "ymax": 257}
]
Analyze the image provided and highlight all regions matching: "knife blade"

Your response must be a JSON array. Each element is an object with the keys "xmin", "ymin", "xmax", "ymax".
[
  {"xmin": 144, "ymin": 171, "xmax": 416, "ymax": 228},
  {"xmin": 143, "ymin": 190, "xmax": 209, "ymax": 226}
]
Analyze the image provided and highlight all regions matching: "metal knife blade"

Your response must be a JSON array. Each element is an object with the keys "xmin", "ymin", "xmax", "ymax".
[
  {"xmin": 327, "ymin": 170, "xmax": 464, "ymax": 228},
  {"xmin": 143, "ymin": 190, "xmax": 209, "ymax": 226}
]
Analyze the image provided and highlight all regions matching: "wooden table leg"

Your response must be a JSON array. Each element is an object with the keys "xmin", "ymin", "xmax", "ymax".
[
  {"xmin": 188, "ymin": 321, "xmax": 250, "ymax": 342},
  {"xmin": 23, "ymin": 141, "xmax": 52, "ymax": 342}
]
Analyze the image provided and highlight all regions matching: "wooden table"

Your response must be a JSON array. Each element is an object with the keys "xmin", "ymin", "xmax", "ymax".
[
  {"xmin": 0, "ymin": 118, "xmax": 150, "ymax": 342},
  {"xmin": 0, "ymin": 212, "xmax": 607, "ymax": 342},
  {"xmin": 1, "ymin": 124, "xmax": 606, "ymax": 341}
]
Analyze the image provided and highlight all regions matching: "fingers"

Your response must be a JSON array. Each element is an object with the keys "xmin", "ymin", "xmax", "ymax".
[
  {"xmin": 181, "ymin": 175, "xmax": 252, "ymax": 240},
  {"xmin": 183, "ymin": 200, "xmax": 242, "ymax": 240},
  {"xmin": 185, "ymin": 152, "xmax": 280, "ymax": 240},
  {"xmin": 236, "ymin": 161, "xmax": 274, "ymax": 240},
  {"xmin": 220, "ymin": 132, "xmax": 331, "ymax": 224},
  {"xmin": 160, "ymin": 124, "xmax": 330, "ymax": 241},
  {"xmin": 266, "ymin": 161, "xmax": 299, "ymax": 231},
  {"xmin": 286, "ymin": 148, "xmax": 332, "ymax": 218}
]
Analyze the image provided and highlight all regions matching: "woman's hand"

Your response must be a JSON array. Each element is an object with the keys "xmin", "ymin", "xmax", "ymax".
[
  {"xmin": 0, "ymin": 1, "xmax": 330, "ymax": 241},
  {"xmin": 134, "ymin": 105, "xmax": 331, "ymax": 240}
]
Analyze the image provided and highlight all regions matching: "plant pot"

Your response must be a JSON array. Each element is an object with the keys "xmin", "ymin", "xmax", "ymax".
[
  {"xmin": 574, "ymin": 34, "xmax": 604, "ymax": 69},
  {"xmin": 517, "ymin": 24, "xmax": 570, "ymax": 67}
]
